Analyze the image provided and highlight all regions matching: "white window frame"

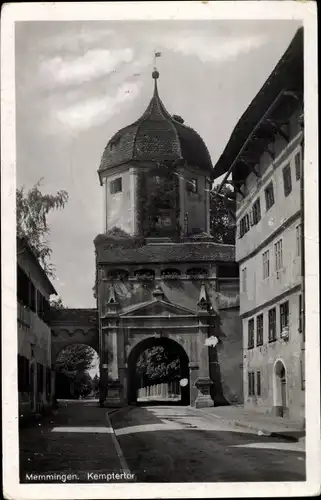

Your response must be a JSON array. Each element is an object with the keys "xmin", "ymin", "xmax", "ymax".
[
  {"xmin": 296, "ymin": 224, "xmax": 302, "ymax": 257},
  {"xmin": 242, "ymin": 267, "xmax": 247, "ymax": 293},
  {"xmin": 262, "ymin": 250, "xmax": 270, "ymax": 279},
  {"xmin": 274, "ymin": 239, "xmax": 283, "ymax": 271}
]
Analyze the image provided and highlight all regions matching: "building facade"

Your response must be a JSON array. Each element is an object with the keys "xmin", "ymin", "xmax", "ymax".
[
  {"xmin": 213, "ymin": 29, "xmax": 304, "ymax": 421},
  {"xmin": 17, "ymin": 237, "xmax": 57, "ymax": 420},
  {"xmin": 94, "ymin": 68, "xmax": 242, "ymax": 408}
]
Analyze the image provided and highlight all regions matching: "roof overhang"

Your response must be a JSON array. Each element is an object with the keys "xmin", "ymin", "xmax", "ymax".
[
  {"xmin": 17, "ymin": 236, "xmax": 57, "ymax": 296},
  {"xmin": 217, "ymin": 89, "xmax": 303, "ymax": 194},
  {"xmin": 213, "ymin": 27, "xmax": 303, "ymax": 190}
]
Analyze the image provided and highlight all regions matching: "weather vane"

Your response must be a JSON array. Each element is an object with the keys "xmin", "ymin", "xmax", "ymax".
[{"xmin": 153, "ymin": 50, "xmax": 162, "ymax": 69}]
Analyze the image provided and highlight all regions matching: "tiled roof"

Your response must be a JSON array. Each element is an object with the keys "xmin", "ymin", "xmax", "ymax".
[
  {"xmin": 17, "ymin": 236, "xmax": 57, "ymax": 295},
  {"xmin": 99, "ymin": 77, "xmax": 213, "ymax": 174},
  {"xmin": 95, "ymin": 240, "xmax": 235, "ymax": 264}
]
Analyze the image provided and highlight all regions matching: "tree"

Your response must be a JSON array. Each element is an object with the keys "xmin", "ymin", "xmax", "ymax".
[
  {"xmin": 72, "ymin": 371, "xmax": 94, "ymax": 398},
  {"xmin": 17, "ymin": 179, "xmax": 69, "ymax": 277},
  {"xmin": 55, "ymin": 344, "xmax": 96, "ymax": 375},
  {"xmin": 209, "ymin": 184, "xmax": 236, "ymax": 244},
  {"xmin": 50, "ymin": 296, "xmax": 65, "ymax": 309},
  {"xmin": 136, "ymin": 345, "xmax": 180, "ymax": 385},
  {"xmin": 92, "ymin": 374, "xmax": 100, "ymax": 396}
]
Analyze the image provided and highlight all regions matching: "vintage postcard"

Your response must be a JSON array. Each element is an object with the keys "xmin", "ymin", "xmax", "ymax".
[{"xmin": 1, "ymin": 1, "xmax": 320, "ymax": 499}]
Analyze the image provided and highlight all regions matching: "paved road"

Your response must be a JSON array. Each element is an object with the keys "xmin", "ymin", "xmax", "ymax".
[
  {"xmin": 19, "ymin": 401, "xmax": 305, "ymax": 483},
  {"xmin": 19, "ymin": 400, "xmax": 131, "ymax": 483},
  {"xmin": 110, "ymin": 405, "xmax": 306, "ymax": 482}
]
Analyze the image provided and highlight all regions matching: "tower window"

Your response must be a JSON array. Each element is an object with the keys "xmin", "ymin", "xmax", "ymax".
[
  {"xmin": 110, "ymin": 177, "xmax": 122, "ymax": 194},
  {"xmin": 134, "ymin": 269, "xmax": 155, "ymax": 281},
  {"xmin": 186, "ymin": 268, "xmax": 208, "ymax": 279},
  {"xmin": 107, "ymin": 269, "xmax": 129, "ymax": 281},
  {"xmin": 161, "ymin": 268, "xmax": 181, "ymax": 279}
]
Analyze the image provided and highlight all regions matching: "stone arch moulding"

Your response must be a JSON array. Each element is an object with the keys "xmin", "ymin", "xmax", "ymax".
[{"xmin": 51, "ymin": 339, "xmax": 99, "ymax": 365}]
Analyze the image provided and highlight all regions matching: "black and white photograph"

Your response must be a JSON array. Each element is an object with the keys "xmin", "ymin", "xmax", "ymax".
[{"xmin": 1, "ymin": 2, "xmax": 319, "ymax": 499}]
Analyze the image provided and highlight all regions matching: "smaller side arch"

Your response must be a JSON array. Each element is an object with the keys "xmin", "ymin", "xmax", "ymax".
[{"xmin": 273, "ymin": 358, "xmax": 288, "ymax": 416}]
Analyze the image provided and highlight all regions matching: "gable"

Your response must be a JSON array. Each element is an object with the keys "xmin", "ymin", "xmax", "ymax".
[{"xmin": 120, "ymin": 299, "xmax": 196, "ymax": 317}]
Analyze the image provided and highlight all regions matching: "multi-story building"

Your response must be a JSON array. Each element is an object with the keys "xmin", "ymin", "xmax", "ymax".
[
  {"xmin": 212, "ymin": 28, "xmax": 304, "ymax": 421},
  {"xmin": 17, "ymin": 236, "xmax": 57, "ymax": 420},
  {"xmin": 92, "ymin": 67, "xmax": 242, "ymax": 408}
]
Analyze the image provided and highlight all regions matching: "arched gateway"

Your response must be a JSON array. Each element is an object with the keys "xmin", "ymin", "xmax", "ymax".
[{"xmin": 52, "ymin": 68, "xmax": 242, "ymax": 409}]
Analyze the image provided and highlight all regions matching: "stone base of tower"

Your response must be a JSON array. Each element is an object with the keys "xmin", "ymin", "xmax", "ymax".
[
  {"xmin": 100, "ymin": 380, "xmax": 125, "ymax": 408},
  {"xmin": 194, "ymin": 377, "xmax": 214, "ymax": 408}
]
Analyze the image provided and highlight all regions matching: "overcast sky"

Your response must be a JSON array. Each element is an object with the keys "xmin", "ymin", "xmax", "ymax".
[{"xmin": 15, "ymin": 20, "xmax": 301, "ymax": 308}]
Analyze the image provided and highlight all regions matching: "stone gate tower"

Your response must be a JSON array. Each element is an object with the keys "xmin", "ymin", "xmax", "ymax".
[{"xmin": 94, "ymin": 69, "xmax": 242, "ymax": 408}]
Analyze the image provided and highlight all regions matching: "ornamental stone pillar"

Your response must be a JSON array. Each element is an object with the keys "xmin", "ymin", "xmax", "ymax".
[
  {"xmin": 100, "ymin": 285, "xmax": 123, "ymax": 407},
  {"xmin": 194, "ymin": 283, "xmax": 214, "ymax": 408}
]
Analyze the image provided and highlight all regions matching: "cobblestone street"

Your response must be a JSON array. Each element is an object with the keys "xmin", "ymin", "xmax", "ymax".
[{"xmin": 19, "ymin": 400, "xmax": 305, "ymax": 483}]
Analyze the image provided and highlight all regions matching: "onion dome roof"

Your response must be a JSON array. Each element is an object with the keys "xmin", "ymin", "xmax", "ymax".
[{"xmin": 99, "ymin": 69, "xmax": 213, "ymax": 174}]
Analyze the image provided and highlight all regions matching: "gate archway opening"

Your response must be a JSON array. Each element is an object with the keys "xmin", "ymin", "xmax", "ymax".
[
  {"xmin": 54, "ymin": 343, "xmax": 100, "ymax": 400},
  {"xmin": 127, "ymin": 337, "xmax": 190, "ymax": 406},
  {"xmin": 274, "ymin": 359, "xmax": 287, "ymax": 417}
]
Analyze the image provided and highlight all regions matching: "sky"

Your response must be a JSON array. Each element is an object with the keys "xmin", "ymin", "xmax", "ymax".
[{"xmin": 15, "ymin": 19, "xmax": 301, "ymax": 308}]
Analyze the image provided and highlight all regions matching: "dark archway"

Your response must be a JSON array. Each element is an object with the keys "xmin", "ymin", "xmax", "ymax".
[
  {"xmin": 127, "ymin": 337, "xmax": 190, "ymax": 406},
  {"xmin": 54, "ymin": 344, "xmax": 99, "ymax": 400}
]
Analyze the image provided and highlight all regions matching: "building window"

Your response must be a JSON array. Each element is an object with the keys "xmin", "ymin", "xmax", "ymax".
[
  {"xmin": 241, "ymin": 267, "xmax": 247, "ymax": 293},
  {"xmin": 295, "ymin": 151, "xmax": 301, "ymax": 180},
  {"xmin": 29, "ymin": 281, "xmax": 36, "ymax": 312},
  {"xmin": 252, "ymin": 198, "xmax": 261, "ymax": 225},
  {"xmin": 187, "ymin": 178, "xmax": 198, "ymax": 193},
  {"xmin": 240, "ymin": 214, "xmax": 250, "ymax": 238},
  {"xmin": 280, "ymin": 300, "xmax": 289, "ymax": 333},
  {"xmin": 299, "ymin": 294, "xmax": 303, "ymax": 333},
  {"xmin": 256, "ymin": 314, "xmax": 264, "ymax": 346},
  {"xmin": 283, "ymin": 163, "xmax": 292, "ymax": 197},
  {"xmin": 274, "ymin": 239, "xmax": 283, "ymax": 271},
  {"xmin": 268, "ymin": 307, "xmax": 277, "ymax": 342},
  {"xmin": 110, "ymin": 177, "xmax": 122, "ymax": 194},
  {"xmin": 265, "ymin": 182, "xmax": 275, "ymax": 211},
  {"xmin": 262, "ymin": 250, "xmax": 270, "ymax": 279},
  {"xmin": 248, "ymin": 318, "xmax": 254, "ymax": 349},
  {"xmin": 248, "ymin": 371, "xmax": 255, "ymax": 396},
  {"xmin": 256, "ymin": 371, "xmax": 261, "ymax": 397},
  {"xmin": 296, "ymin": 224, "xmax": 302, "ymax": 257}
]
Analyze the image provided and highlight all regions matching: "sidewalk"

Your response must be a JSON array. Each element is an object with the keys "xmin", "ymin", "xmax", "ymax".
[
  {"xmin": 197, "ymin": 405, "xmax": 305, "ymax": 443},
  {"xmin": 19, "ymin": 399, "xmax": 130, "ymax": 482}
]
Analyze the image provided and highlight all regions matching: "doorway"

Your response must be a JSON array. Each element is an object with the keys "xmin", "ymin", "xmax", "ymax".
[
  {"xmin": 274, "ymin": 360, "xmax": 287, "ymax": 417},
  {"xmin": 127, "ymin": 337, "xmax": 190, "ymax": 405}
]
